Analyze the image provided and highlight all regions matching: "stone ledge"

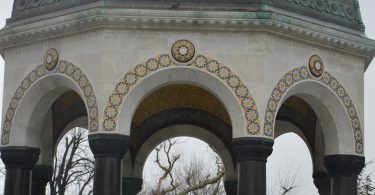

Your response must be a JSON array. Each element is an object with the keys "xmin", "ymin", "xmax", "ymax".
[{"xmin": 0, "ymin": 8, "xmax": 374, "ymax": 68}]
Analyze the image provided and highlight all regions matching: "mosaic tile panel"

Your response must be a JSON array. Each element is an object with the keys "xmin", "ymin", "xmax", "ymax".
[
  {"xmin": 102, "ymin": 54, "xmax": 261, "ymax": 135},
  {"xmin": 1, "ymin": 61, "xmax": 99, "ymax": 145},
  {"xmin": 264, "ymin": 66, "xmax": 363, "ymax": 154},
  {"xmin": 188, "ymin": 55, "xmax": 261, "ymax": 135}
]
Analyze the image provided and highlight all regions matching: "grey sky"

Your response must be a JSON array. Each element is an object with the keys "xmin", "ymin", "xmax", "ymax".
[{"xmin": 0, "ymin": 1, "xmax": 374, "ymax": 194}]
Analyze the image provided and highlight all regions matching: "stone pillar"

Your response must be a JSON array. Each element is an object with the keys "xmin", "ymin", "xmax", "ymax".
[
  {"xmin": 122, "ymin": 177, "xmax": 142, "ymax": 195},
  {"xmin": 324, "ymin": 155, "xmax": 365, "ymax": 195},
  {"xmin": 232, "ymin": 137, "xmax": 273, "ymax": 195},
  {"xmin": 224, "ymin": 180, "xmax": 237, "ymax": 195},
  {"xmin": 32, "ymin": 165, "xmax": 53, "ymax": 195},
  {"xmin": 0, "ymin": 147, "xmax": 40, "ymax": 195},
  {"xmin": 313, "ymin": 172, "xmax": 331, "ymax": 195},
  {"xmin": 89, "ymin": 134, "xmax": 130, "ymax": 195}
]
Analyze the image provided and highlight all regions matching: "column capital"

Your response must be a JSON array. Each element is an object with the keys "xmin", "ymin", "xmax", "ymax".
[
  {"xmin": 0, "ymin": 146, "xmax": 40, "ymax": 169},
  {"xmin": 324, "ymin": 154, "xmax": 365, "ymax": 177},
  {"xmin": 89, "ymin": 134, "xmax": 130, "ymax": 158},
  {"xmin": 232, "ymin": 137, "xmax": 273, "ymax": 162}
]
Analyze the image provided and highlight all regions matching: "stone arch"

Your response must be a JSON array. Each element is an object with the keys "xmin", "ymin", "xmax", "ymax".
[
  {"xmin": 2, "ymin": 61, "xmax": 99, "ymax": 146},
  {"xmin": 264, "ymin": 66, "xmax": 363, "ymax": 154},
  {"xmin": 122, "ymin": 124, "xmax": 237, "ymax": 181},
  {"xmin": 102, "ymin": 54, "xmax": 261, "ymax": 137}
]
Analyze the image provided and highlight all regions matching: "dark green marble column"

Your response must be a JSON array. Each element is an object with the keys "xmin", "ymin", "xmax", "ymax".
[
  {"xmin": 324, "ymin": 155, "xmax": 364, "ymax": 195},
  {"xmin": 313, "ymin": 172, "xmax": 331, "ymax": 195},
  {"xmin": 0, "ymin": 147, "xmax": 40, "ymax": 195},
  {"xmin": 232, "ymin": 137, "xmax": 273, "ymax": 195},
  {"xmin": 89, "ymin": 134, "xmax": 129, "ymax": 195},
  {"xmin": 32, "ymin": 165, "xmax": 53, "ymax": 195},
  {"xmin": 122, "ymin": 177, "xmax": 142, "ymax": 195},
  {"xmin": 224, "ymin": 180, "xmax": 237, "ymax": 195}
]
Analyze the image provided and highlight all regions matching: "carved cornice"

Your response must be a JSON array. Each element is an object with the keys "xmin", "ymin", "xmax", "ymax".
[
  {"xmin": 281, "ymin": 0, "xmax": 363, "ymax": 29},
  {"xmin": 10, "ymin": 0, "xmax": 365, "ymax": 31},
  {"xmin": 0, "ymin": 8, "xmax": 374, "ymax": 67}
]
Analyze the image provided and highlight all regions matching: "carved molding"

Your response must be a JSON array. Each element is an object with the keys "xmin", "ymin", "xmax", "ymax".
[
  {"xmin": 0, "ymin": 9, "xmax": 373, "ymax": 67},
  {"xmin": 285, "ymin": 0, "xmax": 362, "ymax": 23}
]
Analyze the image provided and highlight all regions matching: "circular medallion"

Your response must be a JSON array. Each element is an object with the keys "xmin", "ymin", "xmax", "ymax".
[
  {"xmin": 43, "ymin": 48, "xmax": 59, "ymax": 71},
  {"xmin": 308, "ymin": 55, "xmax": 324, "ymax": 78},
  {"xmin": 171, "ymin": 40, "xmax": 195, "ymax": 63}
]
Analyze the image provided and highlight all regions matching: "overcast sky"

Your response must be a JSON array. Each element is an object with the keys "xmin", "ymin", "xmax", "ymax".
[{"xmin": 0, "ymin": 1, "xmax": 374, "ymax": 195}]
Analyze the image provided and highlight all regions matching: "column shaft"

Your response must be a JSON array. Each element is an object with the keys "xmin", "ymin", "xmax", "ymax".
[
  {"xmin": 238, "ymin": 161, "xmax": 266, "ymax": 194},
  {"xmin": 32, "ymin": 165, "xmax": 53, "ymax": 195},
  {"xmin": 232, "ymin": 137, "xmax": 273, "ymax": 195},
  {"xmin": 4, "ymin": 168, "xmax": 31, "ymax": 195},
  {"xmin": 331, "ymin": 177, "xmax": 357, "ymax": 195},
  {"xmin": 313, "ymin": 173, "xmax": 331, "ymax": 195},
  {"xmin": 94, "ymin": 157, "xmax": 122, "ymax": 194},
  {"xmin": 122, "ymin": 177, "xmax": 143, "ymax": 195},
  {"xmin": 224, "ymin": 180, "xmax": 237, "ymax": 195}
]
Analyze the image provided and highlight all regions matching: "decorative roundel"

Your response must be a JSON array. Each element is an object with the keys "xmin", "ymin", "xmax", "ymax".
[
  {"xmin": 171, "ymin": 40, "xmax": 195, "ymax": 63},
  {"xmin": 43, "ymin": 48, "xmax": 59, "ymax": 71},
  {"xmin": 308, "ymin": 55, "xmax": 324, "ymax": 78}
]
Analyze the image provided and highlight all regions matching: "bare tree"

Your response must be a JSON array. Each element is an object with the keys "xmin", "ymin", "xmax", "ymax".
[
  {"xmin": 140, "ymin": 139, "xmax": 225, "ymax": 195},
  {"xmin": 49, "ymin": 128, "xmax": 94, "ymax": 195},
  {"xmin": 267, "ymin": 163, "xmax": 305, "ymax": 195},
  {"xmin": 358, "ymin": 161, "xmax": 375, "ymax": 195}
]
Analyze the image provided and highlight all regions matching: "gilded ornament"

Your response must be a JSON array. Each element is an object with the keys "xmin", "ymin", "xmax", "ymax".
[
  {"xmin": 171, "ymin": 40, "xmax": 195, "ymax": 63},
  {"xmin": 43, "ymin": 48, "xmax": 59, "ymax": 71},
  {"xmin": 308, "ymin": 55, "xmax": 324, "ymax": 77}
]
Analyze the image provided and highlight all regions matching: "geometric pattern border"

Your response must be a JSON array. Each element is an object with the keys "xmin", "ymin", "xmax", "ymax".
[
  {"xmin": 263, "ymin": 66, "xmax": 363, "ymax": 154},
  {"xmin": 102, "ymin": 54, "xmax": 261, "ymax": 135},
  {"xmin": 1, "ymin": 61, "xmax": 99, "ymax": 145}
]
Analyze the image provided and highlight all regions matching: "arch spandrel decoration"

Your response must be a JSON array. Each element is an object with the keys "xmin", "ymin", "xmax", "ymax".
[
  {"xmin": 2, "ymin": 60, "xmax": 99, "ymax": 145},
  {"xmin": 102, "ymin": 54, "xmax": 262, "ymax": 136},
  {"xmin": 263, "ymin": 66, "xmax": 363, "ymax": 154}
]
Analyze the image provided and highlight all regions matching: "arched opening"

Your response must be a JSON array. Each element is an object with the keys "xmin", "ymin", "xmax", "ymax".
[
  {"xmin": 267, "ymin": 95, "xmax": 329, "ymax": 194},
  {"xmin": 269, "ymin": 79, "xmax": 358, "ymax": 155},
  {"xmin": 46, "ymin": 127, "xmax": 94, "ymax": 195},
  {"xmin": 35, "ymin": 90, "xmax": 89, "ymax": 166},
  {"xmin": 33, "ymin": 89, "xmax": 93, "ymax": 195},
  {"xmin": 114, "ymin": 64, "xmax": 249, "ymax": 138},
  {"xmin": 267, "ymin": 132, "xmax": 317, "ymax": 195},
  {"xmin": 122, "ymin": 83, "xmax": 236, "ymax": 194}
]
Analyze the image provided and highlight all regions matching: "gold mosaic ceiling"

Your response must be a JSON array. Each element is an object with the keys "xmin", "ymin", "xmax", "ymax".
[{"xmin": 132, "ymin": 84, "xmax": 231, "ymax": 126}]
